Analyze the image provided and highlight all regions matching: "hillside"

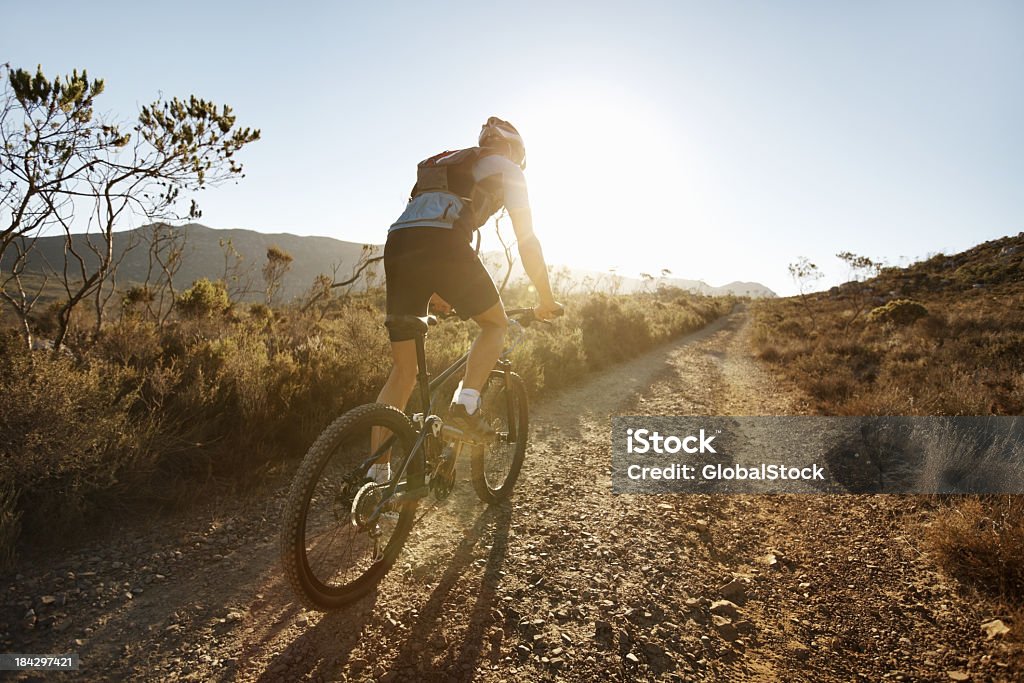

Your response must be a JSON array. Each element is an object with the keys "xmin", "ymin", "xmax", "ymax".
[
  {"xmin": 830, "ymin": 231, "xmax": 1024, "ymax": 299},
  {"xmin": 1, "ymin": 224, "xmax": 776, "ymax": 302},
  {"xmin": 0, "ymin": 224, "xmax": 369, "ymax": 303},
  {"xmin": 752, "ymin": 229, "xmax": 1024, "ymax": 415}
]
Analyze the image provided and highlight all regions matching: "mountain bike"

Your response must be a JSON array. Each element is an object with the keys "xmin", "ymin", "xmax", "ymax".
[{"xmin": 280, "ymin": 307, "xmax": 558, "ymax": 610}]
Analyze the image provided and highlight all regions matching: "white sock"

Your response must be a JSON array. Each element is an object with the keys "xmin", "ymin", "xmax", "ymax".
[
  {"xmin": 455, "ymin": 387, "xmax": 481, "ymax": 415},
  {"xmin": 369, "ymin": 462, "xmax": 391, "ymax": 484}
]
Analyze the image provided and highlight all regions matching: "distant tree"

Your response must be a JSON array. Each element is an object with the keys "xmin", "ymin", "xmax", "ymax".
[
  {"xmin": 607, "ymin": 268, "xmax": 623, "ymax": 296},
  {"xmin": 550, "ymin": 265, "xmax": 578, "ymax": 298},
  {"xmin": 0, "ymin": 63, "xmax": 260, "ymax": 350},
  {"xmin": 219, "ymin": 238, "xmax": 257, "ymax": 301},
  {"xmin": 262, "ymin": 245, "xmax": 293, "ymax": 305},
  {"xmin": 328, "ymin": 244, "xmax": 383, "ymax": 297},
  {"xmin": 299, "ymin": 273, "xmax": 334, "ymax": 319},
  {"xmin": 788, "ymin": 256, "xmax": 823, "ymax": 327},
  {"xmin": 835, "ymin": 251, "xmax": 884, "ymax": 330},
  {"xmin": 640, "ymin": 272, "xmax": 655, "ymax": 293}
]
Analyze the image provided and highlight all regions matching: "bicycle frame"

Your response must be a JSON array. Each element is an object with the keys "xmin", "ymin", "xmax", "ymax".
[{"xmin": 358, "ymin": 311, "xmax": 530, "ymax": 515}]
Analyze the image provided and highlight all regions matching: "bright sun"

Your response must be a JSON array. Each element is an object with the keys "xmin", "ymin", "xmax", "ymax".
[{"xmin": 510, "ymin": 86, "xmax": 685, "ymax": 277}]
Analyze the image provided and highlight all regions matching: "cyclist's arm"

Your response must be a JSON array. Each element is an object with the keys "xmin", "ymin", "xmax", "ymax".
[{"xmin": 508, "ymin": 207, "xmax": 556, "ymax": 307}]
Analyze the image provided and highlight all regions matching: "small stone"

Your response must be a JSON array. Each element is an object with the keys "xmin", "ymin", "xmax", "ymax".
[
  {"xmin": 735, "ymin": 620, "xmax": 755, "ymax": 634},
  {"xmin": 295, "ymin": 616, "xmax": 308, "ymax": 627},
  {"xmin": 625, "ymin": 652, "xmax": 640, "ymax": 664},
  {"xmin": 710, "ymin": 600, "xmax": 741, "ymax": 620},
  {"xmin": 40, "ymin": 595, "xmax": 57, "ymax": 605},
  {"xmin": 719, "ymin": 578, "xmax": 747, "ymax": 604},
  {"xmin": 713, "ymin": 616, "xmax": 739, "ymax": 641},
  {"xmin": 981, "ymin": 619, "xmax": 1010, "ymax": 640},
  {"xmin": 946, "ymin": 672, "xmax": 970, "ymax": 681}
]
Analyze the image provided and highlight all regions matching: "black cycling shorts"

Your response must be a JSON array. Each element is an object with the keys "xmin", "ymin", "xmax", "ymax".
[{"xmin": 383, "ymin": 227, "xmax": 500, "ymax": 341}]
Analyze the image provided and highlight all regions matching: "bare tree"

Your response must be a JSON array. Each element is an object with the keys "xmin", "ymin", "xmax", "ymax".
[
  {"xmin": 219, "ymin": 238, "xmax": 257, "ymax": 301},
  {"xmin": 835, "ymin": 251, "xmax": 883, "ymax": 330},
  {"xmin": 299, "ymin": 273, "xmax": 335, "ymax": 319},
  {"xmin": 493, "ymin": 210, "xmax": 517, "ymax": 293},
  {"xmin": 262, "ymin": 245, "xmax": 293, "ymax": 305},
  {"xmin": 0, "ymin": 64, "xmax": 260, "ymax": 350},
  {"xmin": 328, "ymin": 244, "xmax": 383, "ymax": 295},
  {"xmin": 0, "ymin": 235, "xmax": 47, "ymax": 347},
  {"xmin": 92, "ymin": 227, "xmax": 142, "ymax": 338},
  {"xmin": 788, "ymin": 256, "xmax": 824, "ymax": 328}
]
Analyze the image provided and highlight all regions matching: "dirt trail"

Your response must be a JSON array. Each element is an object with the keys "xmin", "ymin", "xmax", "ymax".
[{"xmin": 3, "ymin": 308, "xmax": 1019, "ymax": 681}]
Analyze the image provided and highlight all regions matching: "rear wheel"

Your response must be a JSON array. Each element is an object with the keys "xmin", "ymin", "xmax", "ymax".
[
  {"xmin": 471, "ymin": 370, "xmax": 529, "ymax": 503},
  {"xmin": 280, "ymin": 403, "xmax": 421, "ymax": 610}
]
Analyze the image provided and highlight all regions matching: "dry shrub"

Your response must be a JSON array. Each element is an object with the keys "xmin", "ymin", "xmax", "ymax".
[
  {"xmin": 0, "ymin": 290, "xmax": 732, "ymax": 563},
  {"xmin": 928, "ymin": 496, "xmax": 1024, "ymax": 603},
  {"xmin": 0, "ymin": 332, "xmax": 160, "ymax": 564}
]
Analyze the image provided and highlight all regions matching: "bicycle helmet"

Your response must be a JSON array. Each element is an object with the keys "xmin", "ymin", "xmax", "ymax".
[{"xmin": 479, "ymin": 116, "xmax": 526, "ymax": 169}]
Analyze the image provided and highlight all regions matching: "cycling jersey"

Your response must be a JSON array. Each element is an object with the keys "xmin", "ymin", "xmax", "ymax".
[{"xmin": 389, "ymin": 151, "xmax": 530, "ymax": 236}]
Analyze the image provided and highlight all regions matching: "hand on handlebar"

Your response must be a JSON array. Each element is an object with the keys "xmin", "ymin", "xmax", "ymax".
[{"xmin": 534, "ymin": 300, "xmax": 564, "ymax": 321}]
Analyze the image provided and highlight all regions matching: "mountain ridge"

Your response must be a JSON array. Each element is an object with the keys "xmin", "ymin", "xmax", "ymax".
[{"xmin": 1, "ymin": 223, "xmax": 777, "ymax": 300}]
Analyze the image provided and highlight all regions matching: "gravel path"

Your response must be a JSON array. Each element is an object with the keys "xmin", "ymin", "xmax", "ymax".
[{"xmin": 2, "ymin": 308, "xmax": 1020, "ymax": 681}]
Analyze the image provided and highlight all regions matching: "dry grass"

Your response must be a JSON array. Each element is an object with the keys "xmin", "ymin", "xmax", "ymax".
[
  {"xmin": 0, "ymin": 285, "xmax": 732, "ymax": 565},
  {"xmin": 754, "ymin": 232, "xmax": 1024, "ymax": 606},
  {"xmin": 928, "ymin": 496, "xmax": 1024, "ymax": 603}
]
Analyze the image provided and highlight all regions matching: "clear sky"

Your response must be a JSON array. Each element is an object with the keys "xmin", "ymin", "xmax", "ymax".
[{"xmin": 5, "ymin": 0, "xmax": 1022, "ymax": 295}]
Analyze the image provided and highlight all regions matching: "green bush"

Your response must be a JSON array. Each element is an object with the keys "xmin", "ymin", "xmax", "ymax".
[
  {"xmin": 176, "ymin": 278, "xmax": 230, "ymax": 318},
  {"xmin": 867, "ymin": 299, "xmax": 929, "ymax": 326}
]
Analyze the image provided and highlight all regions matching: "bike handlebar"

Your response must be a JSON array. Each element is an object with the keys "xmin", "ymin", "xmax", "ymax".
[
  {"xmin": 434, "ymin": 307, "xmax": 564, "ymax": 326},
  {"xmin": 504, "ymin": 307, "xmax": 565, "ymax": 327}
]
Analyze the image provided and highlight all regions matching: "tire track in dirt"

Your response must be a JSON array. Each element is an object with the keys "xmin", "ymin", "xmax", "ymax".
[{"xmin": 3, "ymin": 308, "xmax": 1019, "ymax": 681}]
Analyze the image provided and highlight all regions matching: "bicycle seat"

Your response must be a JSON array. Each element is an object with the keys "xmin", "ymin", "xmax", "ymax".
[{"xmin": 384, "ymin": 314, "xmax": 438, "ymax": 338}]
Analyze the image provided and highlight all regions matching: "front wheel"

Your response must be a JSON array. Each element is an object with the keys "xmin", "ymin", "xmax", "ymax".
[
  {"xmin": 471, "ymin": 370, "xmax": 529, "ymax": 504},
  {"xmin": 280, "ymin": 403, "xmax": 420, "ymax": 610}
]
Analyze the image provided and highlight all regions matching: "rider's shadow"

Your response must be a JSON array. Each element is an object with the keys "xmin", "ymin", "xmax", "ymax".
[
  {"xmin": 254, "ymin": 591, "xmax": 378, "ymax": 683},
  {"xmin": 381, "ymin": 503, "xmax": 513, "ymax": 682}
]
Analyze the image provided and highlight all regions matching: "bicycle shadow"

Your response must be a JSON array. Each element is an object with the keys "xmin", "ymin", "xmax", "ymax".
[
  {"xmin": 380, "ymin": 503, "xmax": 512, "ymax": 682},
  {"xmin": 250, "ymin": 590, "xmax": 379, "ymax": 683},
  {"xmin": 252, "ymin": 502, "xmax": 511, "ymax": 682}
]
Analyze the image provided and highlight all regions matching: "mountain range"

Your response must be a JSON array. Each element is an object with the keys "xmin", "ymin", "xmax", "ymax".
[{"xmin": 0, "ymin": 223, "xmax": 776, "ymax": 300}]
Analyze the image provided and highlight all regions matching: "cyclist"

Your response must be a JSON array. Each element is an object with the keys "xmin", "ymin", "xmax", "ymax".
[{"xmin": 371, "ymin": 117, "xmax": 562, "ymax": 483}]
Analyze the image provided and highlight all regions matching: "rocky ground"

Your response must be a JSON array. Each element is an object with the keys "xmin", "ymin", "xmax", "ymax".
[{"xmin": 2, "ymin": 308, "xmax": 1020, "ymax": 681}]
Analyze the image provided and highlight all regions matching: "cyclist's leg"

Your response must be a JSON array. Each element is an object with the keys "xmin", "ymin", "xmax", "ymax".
[
  {"xmin": 433, "ymin": 236, "xmax": 506, "ymax": 398},
  {"xmin": 463, "ymin": 301, "xmax": 508, "ymax": 393},
  {"xmin": 376, "ymin": 340, "xmax": 418, "ymax": 412},
  {"xmin": 372, "ymin": 231, "xmax": 434, "ymax": 474}
]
